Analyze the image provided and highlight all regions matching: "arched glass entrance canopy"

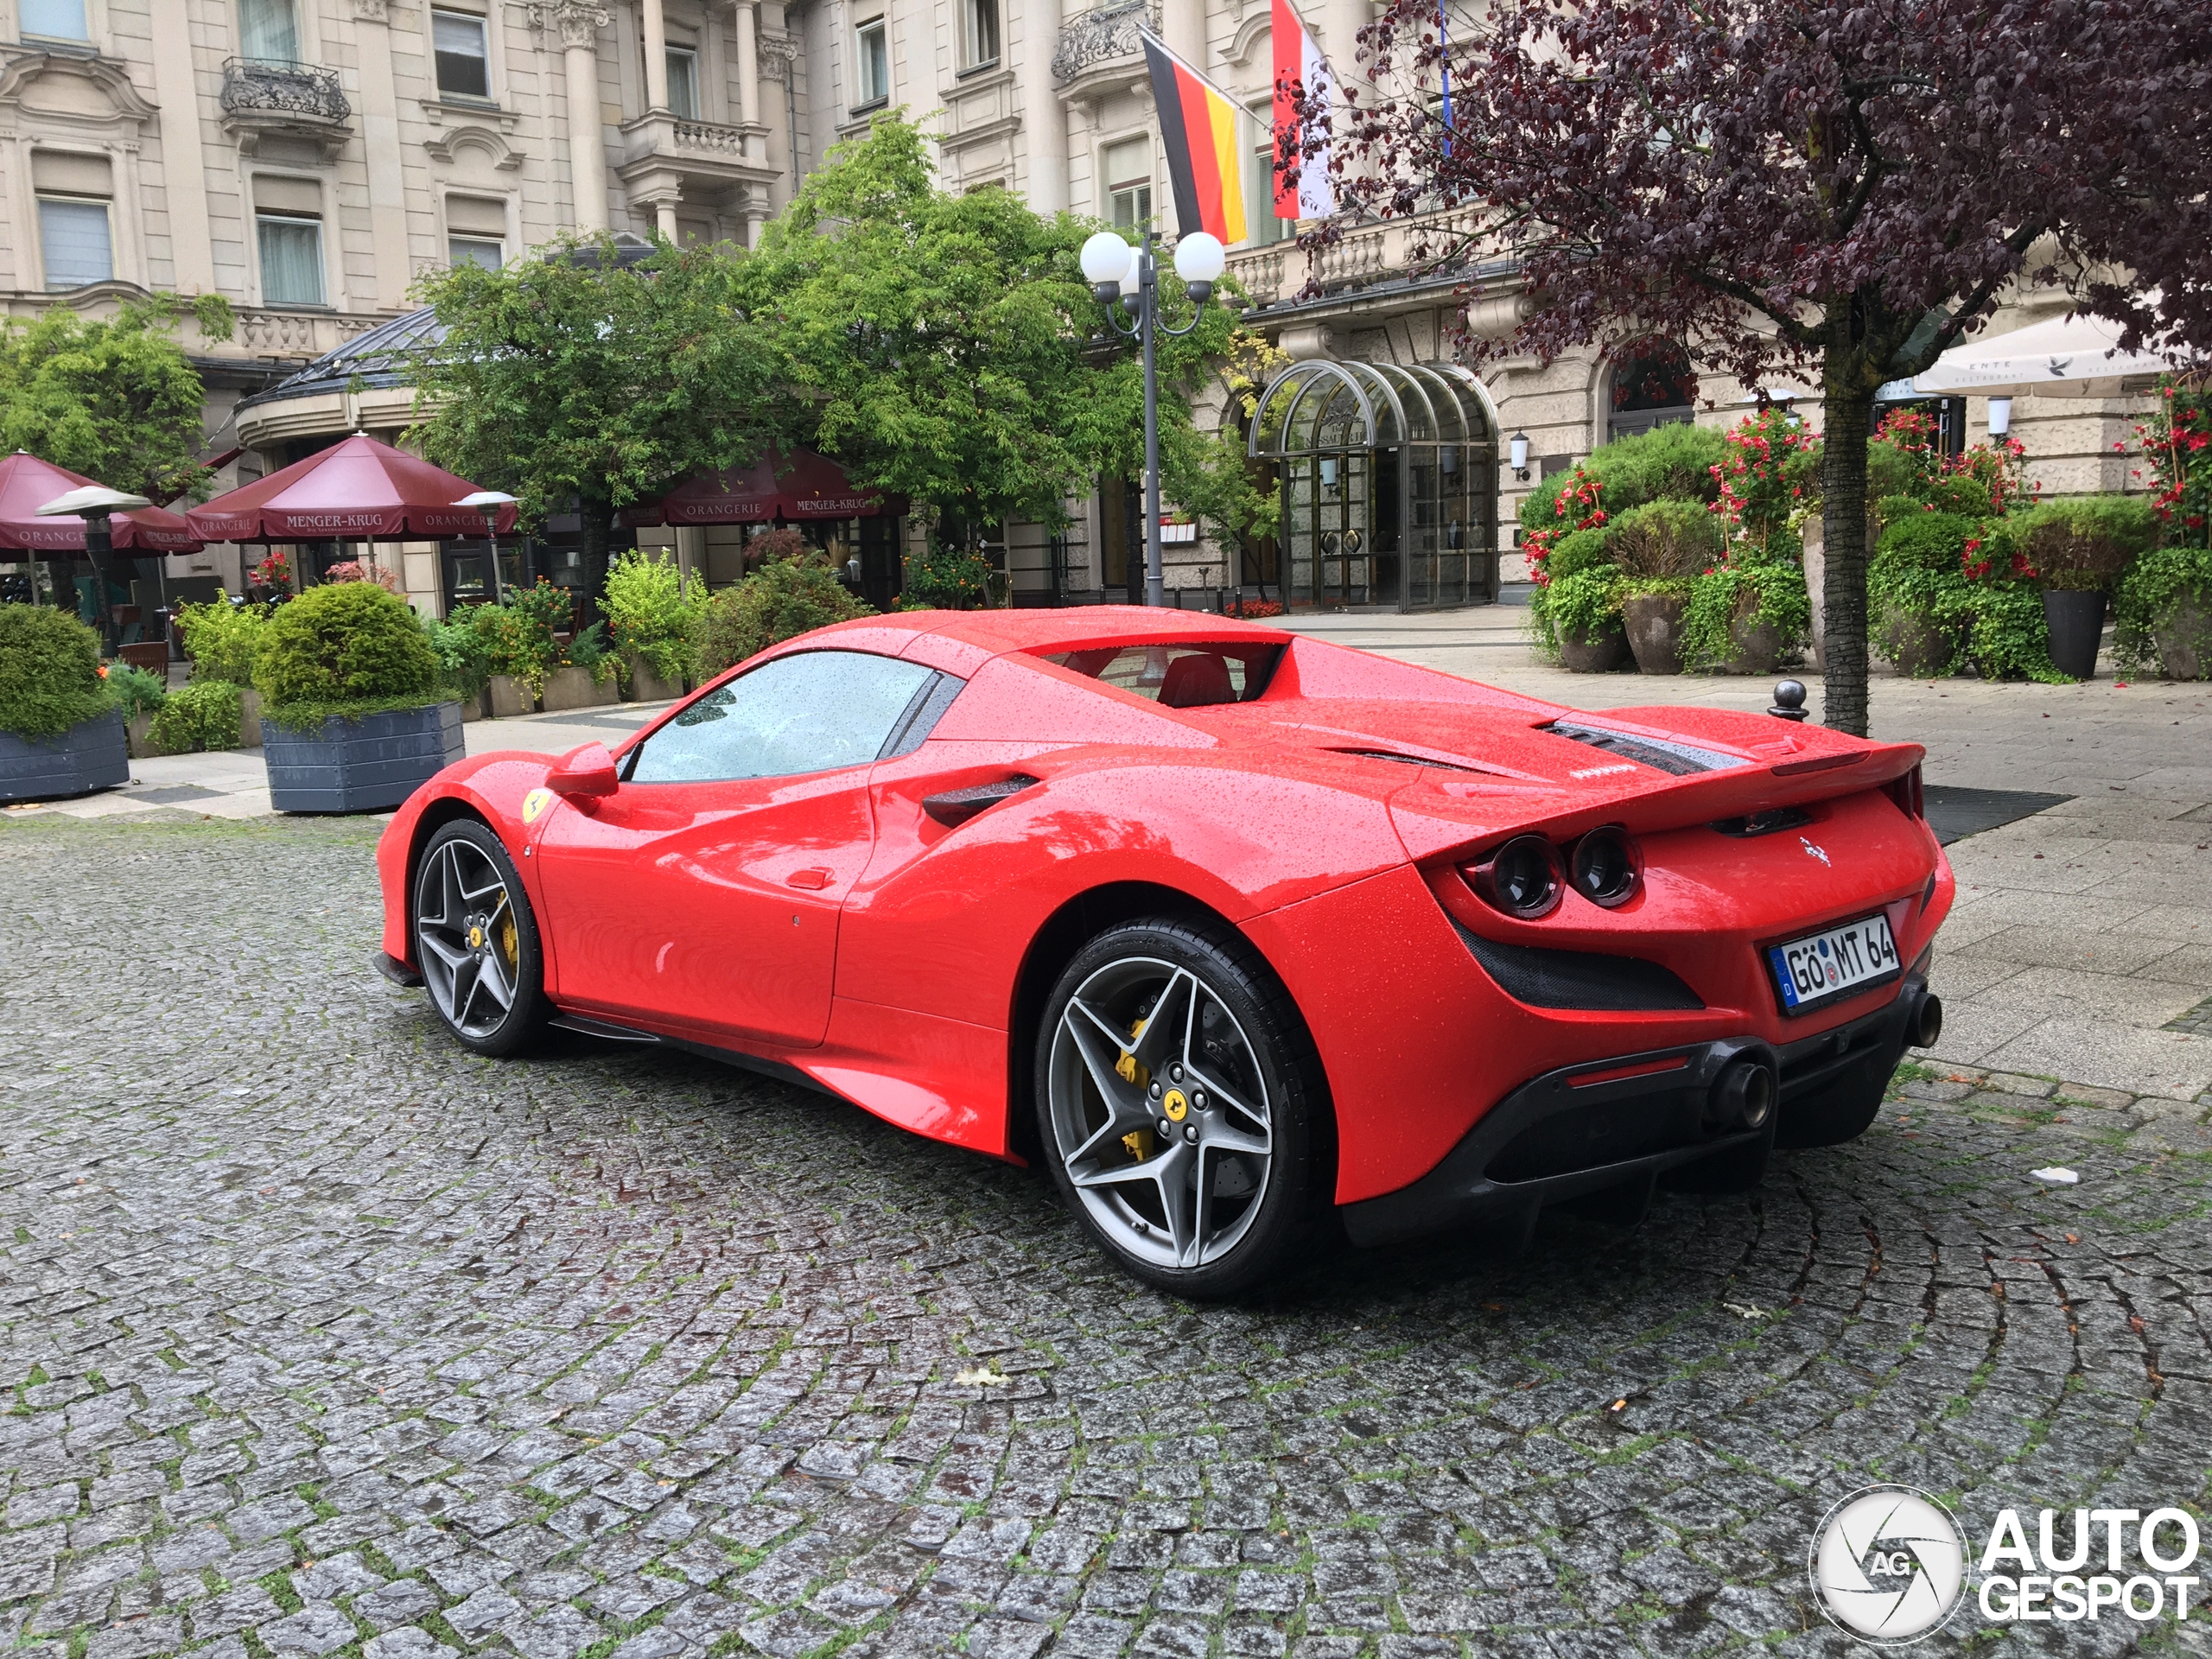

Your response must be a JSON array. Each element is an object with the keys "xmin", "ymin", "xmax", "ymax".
[{"xmin": 1249, "ymin": 359, "xmax": 1498, "ymax": 611}]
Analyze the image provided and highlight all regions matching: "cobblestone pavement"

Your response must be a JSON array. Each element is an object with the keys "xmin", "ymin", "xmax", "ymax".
[{"xmin": 9, "ymin": 814, "xmax": 2212, "ymax": 1659}]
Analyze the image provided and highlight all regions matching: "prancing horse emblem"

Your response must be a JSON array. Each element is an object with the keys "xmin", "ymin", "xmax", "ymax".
[{"xmin": 1800, "ymin": 837, "xmax": 1832, "ymax": 868}]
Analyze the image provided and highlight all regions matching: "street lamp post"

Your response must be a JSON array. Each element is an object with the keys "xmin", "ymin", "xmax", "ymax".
[
  {"xmin": 1082, "ymin": 227, "xmax": 1225, "ymax": 608},
  {"xmin": 454, "ymin": 491, "xmax": 519, "ymax": 602},
  {"xmin": 36, "ymin": 485, "xmax": 150, "ymax": 657}
]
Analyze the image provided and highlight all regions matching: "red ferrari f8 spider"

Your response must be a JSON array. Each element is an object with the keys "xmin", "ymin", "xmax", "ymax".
[{"xmin": 377, "ymin": 608, "xmax": 1950, "ymax": 1295}]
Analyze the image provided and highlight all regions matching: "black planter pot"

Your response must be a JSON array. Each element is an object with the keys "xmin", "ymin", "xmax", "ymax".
[
  {"xmin": 0, "ymin": 709, "xmax": 129, "ymax": 803},
  {"xmin": 2041, "ymin": 588, "xmax": 2107, "ymax": 681},
  {"xmin": 263, "ymin": 702, "xmax": 465, "ymax": 813}
]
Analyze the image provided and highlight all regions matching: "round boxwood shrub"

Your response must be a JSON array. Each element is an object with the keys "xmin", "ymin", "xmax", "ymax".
[
  {"xmin": 253, "ymin": 582, "xmax": 439, "ymax": 713},
  {"xmin": 0, "ymin": 604, "xmax": 112, "ymax": 740}
]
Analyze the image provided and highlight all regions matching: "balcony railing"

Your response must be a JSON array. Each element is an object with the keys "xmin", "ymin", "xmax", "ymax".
[
  {"xmin": 219, "ymin": 57, "xmax": 351, "ymax": 124},
  {"xmin": 1052, "ymin": 0, "xmax": 1159, "ymax": 83},
  {"xmin": 1227, "ymin": 210, "xmax": 1497, "ymax": 310},
  {"xmin": 671, "ymin": 118, "xmax": 747, "ymax": 156}
]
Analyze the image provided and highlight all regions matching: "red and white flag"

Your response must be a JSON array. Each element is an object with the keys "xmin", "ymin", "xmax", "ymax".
[{"xmin": 1271, "ymin": 0, "xmax": 1335, "ymax": 218}]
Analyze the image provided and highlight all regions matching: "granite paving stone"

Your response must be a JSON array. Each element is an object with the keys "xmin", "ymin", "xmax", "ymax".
[{"xmin": 7, "ymin": 812, "xmax": 2212, "ymax": 1656}]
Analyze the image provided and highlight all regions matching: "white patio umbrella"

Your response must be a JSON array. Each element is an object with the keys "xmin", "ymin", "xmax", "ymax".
[{"xmin": 1891, "ymin": 309, "xmax": 2188, "ymax": 401}]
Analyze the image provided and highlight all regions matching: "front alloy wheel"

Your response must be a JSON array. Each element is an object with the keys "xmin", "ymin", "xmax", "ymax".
[
  {"xmin": 1039, "ymin": 919, "xmax": 1324, "ymax": 1297},
  {"xmin": 412, "ymin": 819, "xmax": 549, "ymax": 1056}
]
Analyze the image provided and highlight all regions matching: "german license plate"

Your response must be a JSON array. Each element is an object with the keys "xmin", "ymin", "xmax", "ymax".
[{"xmin": 1768, "ymin": 913, "xmax": 1899, "ymax": 1012}]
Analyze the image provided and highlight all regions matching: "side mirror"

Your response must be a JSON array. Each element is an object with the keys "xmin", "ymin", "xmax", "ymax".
[{"xmin": 545, "ymin": 741, "xmax": 619, "ymax": 799}]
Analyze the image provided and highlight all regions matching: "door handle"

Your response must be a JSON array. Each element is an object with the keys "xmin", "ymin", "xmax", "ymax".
[
  {"xmin": 921, "ymin": 775, "xmax": 1039, "ymax": 828},
  {"xmin": 786, "ymin": 868, "xmax": 832, "ymax": 890}
]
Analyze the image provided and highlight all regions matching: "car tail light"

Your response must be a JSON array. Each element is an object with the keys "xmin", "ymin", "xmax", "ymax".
[
  {"xmin": 1569, "ymin": 826, "xmax": 1642, "ymax": 908},
  {"xmin": 1885, "ymin": 764, "xmax": 1925, "ymax": 822},
  {"xmin": 1471, "ymin": 834, "xmax": 1563, "ymax": 919}
]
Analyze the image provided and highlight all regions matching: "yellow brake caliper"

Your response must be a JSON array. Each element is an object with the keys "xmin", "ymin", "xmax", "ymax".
[{"xmin": 1118, "ymin": 1015, "xmax": 1154, "ymax": 1160}]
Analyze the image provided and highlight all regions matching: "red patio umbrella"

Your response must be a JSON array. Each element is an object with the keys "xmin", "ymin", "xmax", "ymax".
[
  {"xmin": 621, "ymin": 447, "xmax": 900, "ymax": 527},
  {"xmin": 185, "ymin": 433, "xmax": 518, "ymax": 543},
  {"xmin": 0, "ymin": 451, "xmax": 204, "ymax": 555}
]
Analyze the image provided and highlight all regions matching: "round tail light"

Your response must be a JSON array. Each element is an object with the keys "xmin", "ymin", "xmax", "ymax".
[
  {"xmin": 1476, "ymin": 835, "xmax": 1562, "ymax": 918},
  {"xmin": 1570, "ymin": 827, "xmax": 1642, "ymax": 908}
]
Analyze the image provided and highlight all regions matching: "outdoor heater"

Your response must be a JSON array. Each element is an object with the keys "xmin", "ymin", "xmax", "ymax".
[
  {"xmin": 37, "ymin": 484, "xmax": 150, "ymax": 657},
  {"xmin": 455, "ymin": 490, "xmax": 520, "ymax": 602}
]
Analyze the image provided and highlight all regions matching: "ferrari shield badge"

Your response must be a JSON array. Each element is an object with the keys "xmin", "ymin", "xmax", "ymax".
[{"xmin": 522, "ymin": 787, "xmax": 554, "ymax": 825}]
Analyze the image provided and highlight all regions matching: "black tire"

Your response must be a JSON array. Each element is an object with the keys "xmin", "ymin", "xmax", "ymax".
[
  {"xmin": 1035, "ymin": 917, "xmax": 1329, "ymax": 1300},
  {"xmin": 1774, "ymin": 1054, "xmax": 1889, "ymax": 1149},
  {"xmin": 410, "ymin": 818, "xmax": 551, "ymax": 1058}
]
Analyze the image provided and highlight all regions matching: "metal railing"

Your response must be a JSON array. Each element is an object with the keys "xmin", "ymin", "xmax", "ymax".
[
  {"xmin": 1051, "ymin": 0, "xmax": 1159, "ymax": 82},
  {"xmin": 219, "ymin": 57, "xmax": 351, "ymax": 124}
]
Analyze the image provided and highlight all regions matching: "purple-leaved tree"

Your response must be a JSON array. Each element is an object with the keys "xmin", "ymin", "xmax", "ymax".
[{"xmin": 1311, "ymin": 0, "xmax": 2211, "ymax": 731}]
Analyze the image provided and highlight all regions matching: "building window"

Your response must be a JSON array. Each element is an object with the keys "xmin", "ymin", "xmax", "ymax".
[
  {"xmin": 960, "ymin": 0, "xmax": 998, "ymax": 68},
  {"xmin": 431, "ymin": 10, "xmax": 490, "ymax": 99},
  {"xmin": 238, "ymin": 0, "xmax": 301, "ymax": 62},
  {"xmin": 38, "ymin": 199, "xmax": 111, "ymax": 290},
  {"xmin": 1103, "ymin": 137, "xmax": 1152, "ymax": 232},
  {"xmin": 19, "ymin": 0, "xmax": 89, "ymax": 41},
  {"xmin": 448, "ymin": 237, "xmax": 503, "ymax": 270},
  {"xmin": 1606, "ymin": 348, "xmax": 1698, "ymax": 442},
  {"xmin": 1248, "ymin": 144, "xmax": 1291, "ymax": 245},
  {"xmin": 257, "ymin": 213, "xmax": 325, "ymax": 306},
  {"xmin": 665, "ymin": 46, "xmax": 698, "ymax": 119},
  {"xmin": 854, "ymin": 15, "xmax": 888, "ymax": 107}
]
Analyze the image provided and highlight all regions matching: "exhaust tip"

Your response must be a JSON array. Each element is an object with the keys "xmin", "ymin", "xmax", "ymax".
[
  {"xmin": 1707, "ymin": 1057, "xmax": 1777, "ymax": 1133},
  {"xmin": 1910, "ymin": 991, "xmax": 1944, "ymax": 1050}
]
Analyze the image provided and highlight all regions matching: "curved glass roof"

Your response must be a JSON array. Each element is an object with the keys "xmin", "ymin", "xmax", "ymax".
[
  {"xmin": 1249, "ymin": 359, "xmax": 1497, "ymax": 457},
  {"xmin": 235, "ymin": 307, "xmax": 447, "ymax": 413}
]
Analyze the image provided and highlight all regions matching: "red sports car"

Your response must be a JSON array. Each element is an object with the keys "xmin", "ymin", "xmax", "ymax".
[{"xmin": 377, "ymin": 608, "xmax": 1949, "ymax": 1295}]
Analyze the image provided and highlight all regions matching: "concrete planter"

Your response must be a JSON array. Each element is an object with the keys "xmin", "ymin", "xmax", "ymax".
[
  {"xmin": 1622, "ymin": 594, "xmax": 1687, "ymax": 675},
  {"xmin": 0, "ymin": 709, "xmax": 128, "ymax": 803},
  {"xmin": 488, "ymin": 675, "xmax": 537, "ymax": 718},
  {"xmin": 238, "ymin": 688, "xmax": 264, "ymax": 749},
  {"xmin": 1724, "ymin": 605, "xmax": 1788, "ymax": 676},
  {"xmin": 623, "ymin": 651, "xmax": 685, "ymax": 703},
  {"xmin": 541, "ymin": 665, "xmax": 620, "ymax": 712},
  {"xmin": 2152, "ymin": 595, "xmax": 2210, "ymax": 680},
  {"xmin": 1557, "ymin": 622, "xmax": 1630, "ymax": 673},
  {"xmin": 2042, "ymin": 589, "xmax": 2107, "ymax": 681},
  {"xmin": 457, "ymin": 687, "xmax": 489, "ymax": 722},
  {"xmin": 262, "ymin": 702, "xmax": 465, "ymax": 814},
  {"xmin": 1878, "ymin": 607, "xmax": 1956, "ymax": 677},
  {"xmin": 125, "ymin": 711, "xmax": 178, "ymax": 759}
]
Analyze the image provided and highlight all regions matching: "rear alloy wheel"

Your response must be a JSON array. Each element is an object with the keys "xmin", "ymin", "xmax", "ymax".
[
  {"xmin": 1039, "ymin": 919, "xmax": 1324, "ymax": 1298},
  {"xmin": 412, "ymin": 819, "xmax": 550, "ymax": 1057}
]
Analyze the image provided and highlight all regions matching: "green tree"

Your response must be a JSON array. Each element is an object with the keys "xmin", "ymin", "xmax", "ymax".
[
  {"xmin": 0, "ymin": 295, "xmax": 228, "ymax": 500},
  {"xmin": 408, "ymin": 235, "xmax": 785, "ymax": 610},
  {"xmin": 743, "ymin": 116, "xmax": 1277, "ymax": 556}
]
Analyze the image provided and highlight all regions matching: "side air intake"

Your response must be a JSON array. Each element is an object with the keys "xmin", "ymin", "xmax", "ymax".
[{"xmin": 1451, "ymin": 918, "xmax": 1704, "ymax": 1012}]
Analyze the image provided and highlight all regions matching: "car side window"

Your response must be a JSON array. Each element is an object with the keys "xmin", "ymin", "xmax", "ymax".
[{"xmin": 626, "ymin": 650, "xmax": 941, "ymax": 785}]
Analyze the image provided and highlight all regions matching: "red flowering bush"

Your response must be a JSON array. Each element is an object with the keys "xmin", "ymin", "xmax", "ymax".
[{"xmin": 2118, "ymin": 378, "xmax": 2212, "ymax": 546}]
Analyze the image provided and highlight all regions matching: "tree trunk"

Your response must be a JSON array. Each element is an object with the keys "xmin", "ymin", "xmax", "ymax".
[
  {"xmin": 577, "ymin": 496, "xmax": 612, "ymax": 631},
  {"xmin": 1818, "ymin": 383, "xmax": 1877, "ymax": 737}
]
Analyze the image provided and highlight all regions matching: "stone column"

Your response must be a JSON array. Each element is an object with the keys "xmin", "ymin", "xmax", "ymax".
[
  {"xmin": 1020, "ymin": 0, "xmax": 1066, "ymax": 212},
  {"xmin": 653, "ymin": 198, "xmax": 679, "ymax": 238},
  {"xmin": 145, "ymin": 1, "xmax": 214, "ymax": 293},
  {"xmin": 350, "ymin": 0, "xmax": 412, "ymax": 308},
  {"xmin": 641, "ymin": 0, "xmax": 671, "ymax": 111},
  {"xmin": 734, "ymin": 2, "xmax": 761, "ymax": 149},
  {"xmin": 555, "ymin": 3, "xmax": 613, "ymax": 231}
]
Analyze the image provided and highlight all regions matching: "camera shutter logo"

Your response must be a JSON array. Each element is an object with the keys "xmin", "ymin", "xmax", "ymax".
[{"xmin": 1808, "ymin": 1484, "xmax": 1967, "ymax": 1643}]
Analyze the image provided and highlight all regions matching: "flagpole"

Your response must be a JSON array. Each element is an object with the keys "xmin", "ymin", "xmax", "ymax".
[{"xmin": 1141, "ymin": 228, "xmax": 1163, "ymax": 608}]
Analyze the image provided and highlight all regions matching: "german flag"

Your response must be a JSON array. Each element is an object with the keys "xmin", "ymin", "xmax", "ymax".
[{"xmin": 1140, "ymin": 30, "xmax": 1248, "ymax": 245}]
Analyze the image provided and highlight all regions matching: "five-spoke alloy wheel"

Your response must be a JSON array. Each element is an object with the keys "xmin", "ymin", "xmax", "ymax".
[
  {"xmin": 1039, "ymin": 918, "xmax": 1324, "ymax": 1297},
  {"xmin": 412, "ymin": 819, "xmax": 549, "ymax": 1055}
]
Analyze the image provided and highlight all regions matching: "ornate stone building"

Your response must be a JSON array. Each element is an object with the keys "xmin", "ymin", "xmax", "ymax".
[{"xmin": 0, "ymin": 0, "xmax": 2143, "ymax": 616}]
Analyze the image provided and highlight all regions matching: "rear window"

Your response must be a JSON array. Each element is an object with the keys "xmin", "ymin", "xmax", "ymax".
[{"xmin": 1044, "ymin": 644, "xmax": 1282, "ymax": 709}]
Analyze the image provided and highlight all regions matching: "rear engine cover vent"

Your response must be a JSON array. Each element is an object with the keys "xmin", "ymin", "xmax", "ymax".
[
  {"xmin": 1546, "ymin": 721, "xmax": 1742, "ymax": 777},
  {"xmin": 1451, "ymin": 919, "xmax": 1705, "ymax": 1012}
]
